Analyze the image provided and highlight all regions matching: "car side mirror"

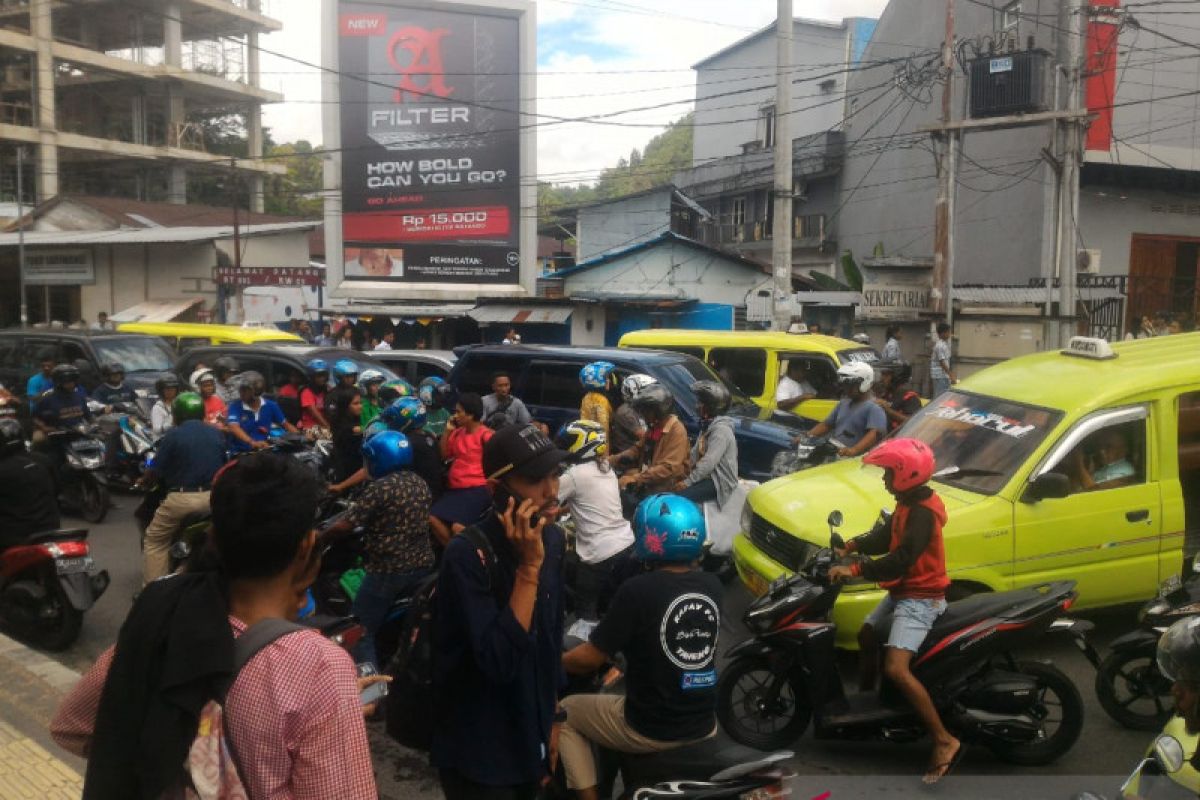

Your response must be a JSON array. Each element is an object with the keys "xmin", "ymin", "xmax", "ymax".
[{"xmin": 1023, "ymin": 471, "xmax": 1071, "ymax": 503}]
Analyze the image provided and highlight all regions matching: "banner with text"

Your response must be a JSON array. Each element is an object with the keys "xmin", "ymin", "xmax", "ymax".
[{"xmin": 337, "ymin": 2, "xmax": 521, "ymax": 284}]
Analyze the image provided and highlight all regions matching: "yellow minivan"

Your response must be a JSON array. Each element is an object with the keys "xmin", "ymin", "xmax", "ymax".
[
  {"xmin": 733, "ymin": 334, "xmax": 1200, "ymax": 647},
  {"xmin": 618, "ymin": 329, "xmax": 880, "ymax": 421},
  {"xmin": 116, "ymin": 322, "xmax": 303, "ymax": 352}
]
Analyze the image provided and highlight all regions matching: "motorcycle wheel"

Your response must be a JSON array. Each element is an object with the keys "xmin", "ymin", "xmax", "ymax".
[
  {"xmin": 988, "ymin": 661, "xmax": 1084, "ymax": 766},
  {"xmin": 80, "ymin": 476, "xmax": 109, "ymax": 524},
  {"xmin": 1, "ymin": 580, "xmax": 84, "ymax": 652},
  {"xmin": 716, "ymin": 657, "xmax": 811, "ymax": 750},
  {"xmin": 1095, "ymin": 646, "xmax": 1174, "ymax": 731}
]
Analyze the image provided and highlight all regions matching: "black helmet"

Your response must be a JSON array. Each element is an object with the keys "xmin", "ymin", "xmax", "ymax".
[
  {"xmin": 0, "ymin": 418, "xmax": 23, "ymax": 458},
  {"xmin": 101, "ymin": 362, "xmax": 125, "ymax": 380},
  {"xmin": 237, "ymin": 370, "xmax": 266, "ymax": 396},
  {"xmin": 214, "ymin": 356, "xmax": 239, "ymax": 376},
  {"xmin": 155, "ymin": 375, "xmax": 182, "ymax": 396},
  {"xmin": 1159, "ymin": 617, "xmax": 1200, "ymax": 684},
  {"xmin": 51, "ymin": 363, "xmax": 80, "ymax": 388},
  {"xmin": 878, "ymin": 361, "xmax": 913, "ymax": 385},
  {"xmin": 631, "ymin": 383, "xmax": 673, "ymax": 419},
  {"xmin": 692, "ymin": 380, "xmax": 731, "ymax": 417}
]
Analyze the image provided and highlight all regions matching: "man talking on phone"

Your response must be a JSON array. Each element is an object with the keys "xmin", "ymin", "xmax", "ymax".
[{"xmin": 432, "ymin": 424, "xmax": 570, "ymax": 800}]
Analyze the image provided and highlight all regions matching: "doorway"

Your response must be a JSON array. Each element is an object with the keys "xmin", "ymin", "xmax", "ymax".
[{"xmin": 1127, "ymin": 234, "xmax": 1200, "ymax": 333}]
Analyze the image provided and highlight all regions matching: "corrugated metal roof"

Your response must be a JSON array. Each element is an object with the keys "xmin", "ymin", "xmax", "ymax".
[
  {"xmin": 953, "ymin": 285, "xmax": 1123, "ymax": 303},
  {"xmin": 110, "ymin": 298, "xmax": 204, "ymax": 323},
  {"xmin": 315, "ymin": 304, "xmax": 475, "ymax": 319},
  {"xmin": 468, "ymin": 305, "xmax": 572, "ymax": 324},
  {"xmin": 0, "ymin": 221, "xmax": 319, "ymax": 247}
]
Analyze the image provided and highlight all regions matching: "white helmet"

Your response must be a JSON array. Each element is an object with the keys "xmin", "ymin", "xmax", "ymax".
[
  {"xmin": 836, "ymin": 361, "xmax": 875, "ymax": 393},
  {"xmin": 190, "ymin": 367, "xmax": 216, "ymax": 389},
  {"xmin": 851, "ymin": 333, "xmax": 871, "ymax": 344},
  {"xmin": 621, "ymin": 373, "xmax": 657, "ymax": 403}
]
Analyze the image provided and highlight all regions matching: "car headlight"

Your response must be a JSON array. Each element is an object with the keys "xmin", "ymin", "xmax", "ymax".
[
  {"xmin": 740, "ymin": 501, "xmax": 754, "ymax": 533},
  {"xmin": 1154, "ymin": 735, "xmax": 1185, "ymax": 773}
]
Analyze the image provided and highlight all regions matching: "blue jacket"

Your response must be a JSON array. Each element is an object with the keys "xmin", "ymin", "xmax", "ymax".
[{"xmin": 431, "ymin": 514, "xmax": 565, "ymax": 787}]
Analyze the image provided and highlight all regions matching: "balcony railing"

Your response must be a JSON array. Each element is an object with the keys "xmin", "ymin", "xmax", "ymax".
[{"xmin": 696, "ymin": 215, "xmax": 828, "ymax": 250}]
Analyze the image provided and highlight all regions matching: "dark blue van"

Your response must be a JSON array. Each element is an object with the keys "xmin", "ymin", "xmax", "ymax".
[{"xmin": 448, "ymin": 344, "xmax": 807, "ymax": 482}]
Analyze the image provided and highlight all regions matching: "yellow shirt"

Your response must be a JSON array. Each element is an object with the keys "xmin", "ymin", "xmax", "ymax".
[{"xmin": 580, "ymin": 392, "xmax": 612, "ymax": 436}]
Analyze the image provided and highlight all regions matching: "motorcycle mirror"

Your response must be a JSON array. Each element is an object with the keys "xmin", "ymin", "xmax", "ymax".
[{"xmin": 827, "ymin": 510, "xmax": 843, "ymax": 528}]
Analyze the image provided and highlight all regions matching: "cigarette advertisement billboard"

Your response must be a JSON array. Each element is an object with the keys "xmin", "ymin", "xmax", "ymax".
[{"xmin": 325, "ymin": 0, "xmax": 532, "ymax": 297}]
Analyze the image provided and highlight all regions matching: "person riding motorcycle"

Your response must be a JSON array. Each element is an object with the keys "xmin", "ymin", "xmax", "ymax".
[
  {"xmin": 1159, "ymin": 617, "xmax": 1200, "ymax": 767},
  {"xmin": 828, "ymin": 437, "xmax": 960, "ymax": 785},
  {"xmin": 90, "ymin": 363, "xmax": 137, "ymax": 410},
  {"xmin": 226, "ymin": 372, "xmax": 297, "ymax": 452},
  {"xmin": 677, "ymin": 380, "xmax": 739, "ymax": 509},
  {"xmin": 875, "ymin": 362, "xmax": 922, "ymax": 432},
  {"xmin": 330, "ymin": 397, "xmax": 443, "ymax": 498},
  {"xmin": 358, "ymin": 369, "xmax": 387, "ymax": 427},
  {"xmin": 327, "ymin": 359, "xmax": 360, "ymax": 421},
  {"xmin": 610, "ymin": 374, "xmax": 651, "ymax": 456},
  {"xmin": 140, "ymin": 392, "xmax": 227, "ymax": 584},
  {"xmin": 213, "ymin": 356, "xmax": 240, "ymax": 404},
  {"xmin": 0, "ymin": 418, "xmax": 60, "ymax": 551},
  {"xmin": 150, "ymin": 376, "xmax": 182, "ymax": 436},
  {"xmin": 610, "ymin": 382, "xmax": 688, "ymax": 498},
  {"xmin": 299, "ymin": 359, "xmax": 332, "ymax": 435},
  {"xmin": 418, "ymin": 377, "xmax": 452, "ymax": 438},
  {"xmin": 561, "ymin": 494, "xmax": 722, "ymax": 800},
  {"xmin": 34, "ymin": 364, "xmax": 92, "ymax": 438},
  {"xmin": 190, "ymin": 368, "xmax": 227, "ymax": 428},
  {"xmin": 579, "ymin": 361, "xmax": 617, "ymax": 438},
  {"xmin": 794, "ymin": 361, "xmax": 888, "ymax": 458}
]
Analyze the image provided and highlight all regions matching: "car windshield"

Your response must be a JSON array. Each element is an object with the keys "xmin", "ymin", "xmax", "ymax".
[
  {"xmin": 93, "ymin": 337, "xmax": 175, "ymax": 373},
  {"xmin": 653, "ymin": 357, "xmax": 755, "ymax": 417},
  {"xmin": 895, "ymin": 391, "xmax": 1063, "ymax": 495}
]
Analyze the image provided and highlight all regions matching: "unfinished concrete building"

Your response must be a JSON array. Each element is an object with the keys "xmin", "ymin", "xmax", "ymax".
[{"xmin": 0, "ymin": 0, "xmax": 284, "ymax": 210}]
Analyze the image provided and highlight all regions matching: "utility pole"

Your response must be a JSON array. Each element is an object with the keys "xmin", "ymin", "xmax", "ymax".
[
  {"xmin": 771, "ymin": 0, "xmax": 795, "ymax": 332},
  {"xmin": 231, "ymin": 157, "xmax": 244, "ymax": 324},
  {"xmin": 931, "ymin": 0, "xmax": 956, "ymax": 324},
  {"xmin": 1058, "ymin": 0, "xmax": 1086, "ymax": 346},
  {"xmin": 16, "ymin": 146, "xmax": 28, "ymax": 327}
]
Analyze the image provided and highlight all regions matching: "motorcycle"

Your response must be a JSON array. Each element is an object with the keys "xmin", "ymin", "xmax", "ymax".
[
  {"xmin": 1091, "ymin": 552, "xmax": 1200, "ymax": 731},
  {"xmin": 769, "ymin": 435, "xmax": 846, "ymax": 478},
  {"xmin": 91, "ymin": 400, "xmax": 158, "ymax": 492},
  {"xmin": 1076, "ymin": 715, "xmax": 1200, "ymax": 799},
  {"xmin": 48, "ymin": 426, "xmax": 110, "ymax": 524},
  {"xmin": 0, "ymin": 528, "xmax": 110, "ymax": 650},
  {"xmin": 716, "ymin": 509, "xmax": 1090, "ymax": 767},
  {"xmin": 593, "ymin": 738, "xmax": 794, "ymax": 799}
]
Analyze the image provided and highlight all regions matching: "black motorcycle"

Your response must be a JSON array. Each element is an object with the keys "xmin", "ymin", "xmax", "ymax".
[
  {"xmin": 47, "ymin": 426, "xmax": 110, "ymax": 523},
  {"xmin": 769, "ymin": 435, "xmax": 846, "ymax": 478},
  {"xmin": 716, "ymin": 510, "xmax": 1090, "ymax": 767}
]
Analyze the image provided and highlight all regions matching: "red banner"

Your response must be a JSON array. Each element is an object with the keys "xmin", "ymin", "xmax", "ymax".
[
  {"xmin": 1085, "ymin": 0, "xmax": 1121, "ymax": 152},
  {"xmin": 214, "ymin": 267, "xmax": 324, "ymax": 287},
  {"xmin": 343, "ymin": 206, "xmax": 511, "ymax": 242}
]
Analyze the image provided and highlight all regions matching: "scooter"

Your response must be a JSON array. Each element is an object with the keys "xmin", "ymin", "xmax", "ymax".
[
  {"xmin": 0, "ymin": 528, "xmax": 110, "ymax": 650},
  {"xmin": 716, "ymin": 510, "xmax": 1090, "ymax": 767},
  {"xmin": 1076, "ymin": 715, "xmax": 1200, "ymax": 799},
  {"xmin": 48, "ymin": 426, "xmax": 110, "ymax": 524},
  {"xmin": 92, "ymin": 400, "xmax": 157, "ymax": 492},
  {"xmin": 1090, "ymin": 551, "xmax": 1200, "ymax": 731},
  {"xmin": 769, "ymin": 435, "xmax": 846, "ymax": 478}
]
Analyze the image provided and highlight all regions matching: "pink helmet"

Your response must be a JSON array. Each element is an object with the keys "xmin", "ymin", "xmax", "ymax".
[{"xmin": 863, "ymin": 438, "xmax": 935, "ymax": 492}]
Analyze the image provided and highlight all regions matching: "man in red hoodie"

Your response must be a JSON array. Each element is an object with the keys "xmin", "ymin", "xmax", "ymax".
[{"xmin": 828, "ymin": 437, "xmax": 960, "ymax": 785}]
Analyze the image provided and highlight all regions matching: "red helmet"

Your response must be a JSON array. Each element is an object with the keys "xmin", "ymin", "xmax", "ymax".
[{"xmin": 863, "ymin": 438, "xmax": 935, "ymax": 492}]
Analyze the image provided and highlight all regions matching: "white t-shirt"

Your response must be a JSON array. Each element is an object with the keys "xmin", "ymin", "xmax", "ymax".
[
  {"xmin": 558, "ymin": 460, "xmax": 635, "ymax": 564},
  {"xmin": 373, "ymin": 340, "xmax": 393, "ymax": 351},
  {"xmin": 150, "ymin": 400, "xmax": 174, "ymax": 435},
  {"xmin": 776, "ymin": 375, "xmax": 817, "ymax": 404}
]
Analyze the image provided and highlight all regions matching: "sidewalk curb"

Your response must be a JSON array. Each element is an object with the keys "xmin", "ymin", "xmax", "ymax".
[{"xmin": 0, "ymin": 633, "xmax": 83, "ymax": 694}]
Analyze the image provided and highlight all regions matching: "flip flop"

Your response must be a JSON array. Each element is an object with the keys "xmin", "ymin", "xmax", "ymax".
[{"xmin": 922, "ymin": 742, "xmax": 966, "ymax": 786}]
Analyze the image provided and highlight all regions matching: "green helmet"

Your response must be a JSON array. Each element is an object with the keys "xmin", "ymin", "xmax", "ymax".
[{"xmin": 172, "ymin": 391, "xmax": 205, "ymax": 424}]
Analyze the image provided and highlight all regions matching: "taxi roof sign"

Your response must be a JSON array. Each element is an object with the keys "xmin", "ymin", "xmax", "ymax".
[{"xmin": 1062, "ymin": 336, "xmax": 1117, "ymax": 360}]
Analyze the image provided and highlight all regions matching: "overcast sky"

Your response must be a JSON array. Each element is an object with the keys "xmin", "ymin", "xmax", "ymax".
[{"xmin": 259, "ymin": 0, "xmax": 888, "ymax": 187}]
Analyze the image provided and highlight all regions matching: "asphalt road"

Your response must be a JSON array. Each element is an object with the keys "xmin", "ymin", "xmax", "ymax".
[{"xmin": 44, "ymin": 496, "xmax": 1155, "ymax": 799}]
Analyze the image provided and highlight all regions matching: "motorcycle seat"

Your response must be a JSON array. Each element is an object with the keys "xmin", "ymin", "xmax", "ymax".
[
  {"xmin": 27, "ymin": 529, "xmax": 89, "ymax": 544},
  {"xmin": 913, "ymin": 582, "xmax": 1075, "ymax": 651},
  {"xmin": 618, "ymin": 732, "xmax": 787, "ymax": 780}
]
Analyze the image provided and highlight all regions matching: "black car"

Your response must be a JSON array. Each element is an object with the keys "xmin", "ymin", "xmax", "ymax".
[
  {"xmin": 365, "ymin": 349, "xmax": 457, "ymax": 385},
  {"xmin": 0, "ymin": 329, "xmax": 177, "ymax": 398},
  {"xmin": 175, "ymin": 344, "xmax": 404, "ymax": 392},
  {"xmin": 448, "ymin": 344, "xmax": 807, "ymax": 482}
]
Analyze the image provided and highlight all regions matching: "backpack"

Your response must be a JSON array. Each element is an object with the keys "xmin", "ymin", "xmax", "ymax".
[
  {"xmin": 385, "ymin": 525, "xmax": 503, "ymax": 750},
  {"xmin": 170, "ymin": 618, "xmax": 304, "ymax": 800}
]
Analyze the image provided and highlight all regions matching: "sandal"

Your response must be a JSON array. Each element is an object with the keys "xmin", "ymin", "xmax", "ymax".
[{"xmin": 923, "ymin": 742, "xmax": 966, "ymax": 786}]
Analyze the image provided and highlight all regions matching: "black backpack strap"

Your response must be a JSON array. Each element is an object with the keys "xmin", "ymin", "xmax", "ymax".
[
  {"xmin": 233, "ymin": 617, "xmax": 306, "ymax": 672},
  {"xmin": 460, "ymin": 525, "xmax": 507, "ymax": 605}
]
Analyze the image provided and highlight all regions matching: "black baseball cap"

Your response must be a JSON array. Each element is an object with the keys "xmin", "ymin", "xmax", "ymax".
[{"xmin": 483, "ymin": 424, "xmax": 569, "ymax": 480}]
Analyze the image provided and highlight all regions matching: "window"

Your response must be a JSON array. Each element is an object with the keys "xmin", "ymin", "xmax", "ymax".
[
  {"xmin": 177, "ymin": 337, "xmax": 211, "ymax": 353},
  {"xmin": 796, "ymin": 214, "xmax": 826, "ymax": 241},
  {"xmin": 524, "ymin": 362, "xmax": 586, "ymax": 409},
  {"xmin": 92, "ymin": 338, "xmax": 174, "ymax": 373},
  {"xmin": 1178, "ymin": 392, "xmax": 1200, "ymax": 553},
  {"xmin": 19, "ymin": 338, "xmax": 58, "ymax": 373},
  {"xmin": 1040, "ymin": 413, "xmax": 1148, "ymax": 495},
  {"xmin": 731, "ymin": 197, "xmax": 747, "ymax": 228},
  {"xmin": 1002, "ymin": 1, "xmax": 1021, "ymax": 30},
  {"xmin": 456, "ymin": 354, "xmax": 526, "ymax": 397},
  {"xmin": 709, "ymin": 348, "xmax": 768, "ymax": 398},
  {"xmin": 819, "ymin": 79, "xmax": 837, "ymax": 95},
  {"xmin": 0, "ymin": 339, "xmax": 19, "ymax": 370},
  {"xmin": 779, "ymin": 355, "xmax": 840, "ymax": 400},
  {"xmin": 761, "ymin": 105, "xmax": 776, "ymax": 148},
  {"xmin": 413, "ymin": 359, "xmax": 450, "ymax": 383}
]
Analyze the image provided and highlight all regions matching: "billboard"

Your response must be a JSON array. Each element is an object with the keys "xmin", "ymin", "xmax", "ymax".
[{"xmin": 327, "ymin": 0, "xmax": 532, "ymax": 296}]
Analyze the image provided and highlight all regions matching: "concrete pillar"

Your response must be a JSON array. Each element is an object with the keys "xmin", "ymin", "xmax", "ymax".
[
  {"xmin": 164, "ymin": 1, "xmax": 183, "ymax": 67},
  {"xmin": 247, "ymin": 104, "xmax": 264, "ymax": 213},
  {"xmin": 165, "ymin": 86, "xmax": 187, "ymax": 204},
  {"xmin": 167, "ymin": 166, "xmax": 187, "ymax": 205},
  {"xmin": 247, "ymin": 30, "xmax": 261, "ymax": 88},
  {"xmin": 249, "ymin": 175, "xmax": 264, "ymax": 214},
  {"xmin": 31, "ymin": 0, "xmax": 57, "ymax": 201}
]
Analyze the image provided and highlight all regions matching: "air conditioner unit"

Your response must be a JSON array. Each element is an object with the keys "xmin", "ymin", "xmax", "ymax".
[
  {"xmin": 1079, "ymin": 249, "xmax": 1101, "ymax": 274},
  {"xmin": 969, "ymin": 49, "xmax": 1049, "ymax": 118}
]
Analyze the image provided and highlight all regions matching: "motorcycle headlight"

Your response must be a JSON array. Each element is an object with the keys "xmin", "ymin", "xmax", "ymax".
[
  {"xmin": 65, "ymin": 451, "xmax": 84, "ymax": 469},
  {"xmin": 1154, "ymin": 735, "xmax": 1185, "ymax": 773},
  {"xmin": 740, "ymin": 500, "xmax": 754, "ymax": 533},
  {"xmin": 81, "ymin": 454, "xmax": 104, "ymax": 470}
]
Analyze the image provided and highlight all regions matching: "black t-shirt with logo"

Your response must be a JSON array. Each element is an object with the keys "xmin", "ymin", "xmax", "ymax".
[{"xmin": 590, "ymin": 569, "xmax": 722, "ymax": 741}]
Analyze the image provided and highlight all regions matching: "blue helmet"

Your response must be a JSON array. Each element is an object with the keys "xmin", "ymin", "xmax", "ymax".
[
  {"xmin": 579, "ymin": 361, "xmax": 616, "ymax": 391},
  {"xmin": 362, "ymin": 430, "xmax": 414, "ymax": 478},
  {"xmin": 306, "ymin": 358, "xmax": 329, "ymax": 379},
  {"xmin": 363, "ymin": 419, "xmax": 389, "ymax": 439},
  {"xmin": 418, "ymin": 376, "xmax": 446, "ymax": 406},
  {"xmin": 632, "ymin": 494, "xmax": 707, "ymax": 563},
  {"xmin": 333, "ymin": 358, "xmax": 359, "ymax": 380},
  {"xmin": 379, "ymin": 378, "xmax": 415, "ymax": 404},
  {"xmin": 380, "ymin": 397, "xmax": 426, "ymax": 433}
]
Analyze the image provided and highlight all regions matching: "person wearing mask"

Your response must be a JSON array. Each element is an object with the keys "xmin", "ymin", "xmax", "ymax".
[
  {"xmin": 611, "ymin": 383, "xmax": 689, "ymax": 498},
  {"xmin": 299, "ymin": 359, "xmax": 332, "ymax": 435},
  {"xmin": 51, "ymin": 452, "xmax": 380, "ymax": 799},
  {"xmin": 328, "ymin": 386, "xmax": 364, "ymax": 484},
  {"xmin": 26, "ymin": 350, "xmax": 56, "ymax": 404},
  {"xmin": 775, "ymin": 360, "xmax": 817, "ymax": 413},
  {"xmin": 795, "ymin": 362, "xmax": 887, "ymax": 458},
  {"xmin": 419, "ymin": 377, "xmax": 453, "ymax": 438},
  {"xmin": 190, "ymin": 368, "xmax": 226, "ymax": 428},
  {"xmin": 929, "ymin": 323, "xmax": 956, "ymax": 398},
  {"xmin": 358, "ymin": 369, "xmax": 387, "ymax": 428},
  {"xmin": 225, "ymin": 372, "xmax": 297, "ymax": 452},
  {"xmin": 91, "ymin": 363, "xmax": 137, "ymax": 409},
  {"xmin": 875, "ymin": 362, "xmax": 922, "ymax": 432},
  {"xmin": 139, "ymin": 392, "xmax": 226, "ymax": 584},
  {"xmin": 678, "ymin": 381, "xmax": 738, "ymax": 508},
  {"xmin": 482, "ymin": 371, "xmax": 532, "ymax": 430},
  {"xmin": 828, "ymin": 438, "xmax": 958, "ymax": 785},
  {"xmin": 556, "ymin": 420, "xmax": 635, "ymax": 623},
  {"xmin": 578, "ymin": 361, "xmax": 616, "ymax": 438},
  {"xmin": 432, "ymin": 424, "xmax": 568, "ymax": 799},
  {"xmin": 150, "ymin": 376, "xmax": 181, "ymax": 436},
  {"xmin": 374, "ymin": 331, "xmax": 395, "ymax": 351},
  {"xmin": 323, "ymin": 431, "xmax": 435, "ymax": 668},
  {"xmin": 610, "ymin": 374, "xmax": 652, "ymax": 458},
  {"xmin": 34, "ymin": 364, "xmax": 92, "ymax": 436},
  {"xmin": 429, "ymin": 393, "xmax": 494, "ymax": 546},
  {"xmin": 883, "ymin": 325, "xmax": 903, "ymax": 363},
  {"xmin": 560, "ymin": 495, "xmax": 721, "ymax": 800},
  {"xmin": 0, "ymin": 418, "xmax": 60, "ymax": 552},
  {"xmin": 213, "ymin": 357, "xmax": 241, "ymax": 405}
]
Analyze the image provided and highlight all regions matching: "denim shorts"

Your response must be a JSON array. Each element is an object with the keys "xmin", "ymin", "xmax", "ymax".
[{"xmin": 864, "ymin": 595, "xmax": 947, "ymax": 653}]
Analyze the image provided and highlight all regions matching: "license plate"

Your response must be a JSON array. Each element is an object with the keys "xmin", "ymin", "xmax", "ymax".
[
  {"xmin": 55, "ymin": 557, "xmax": 93, "ymax": 575},
  {"xmin": 1160, "ymin": 574, "xmax": 1183, "ymax": 597},
  {"xmin": 745, "ymin": 570, "xmax": 770, "ymax": 597}
]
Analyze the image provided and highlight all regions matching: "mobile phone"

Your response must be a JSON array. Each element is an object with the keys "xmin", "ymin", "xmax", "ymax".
[{"xmin": 357, "ymin": 662, "xmax": 388, "ymax": 706}]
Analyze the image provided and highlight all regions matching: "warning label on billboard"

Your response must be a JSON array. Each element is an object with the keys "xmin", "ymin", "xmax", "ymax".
[{"xmin": 338, "ymin": 3, "xmax": 520, "ymax": 284}]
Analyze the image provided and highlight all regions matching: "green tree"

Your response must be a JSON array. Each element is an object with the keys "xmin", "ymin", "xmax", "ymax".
[{"xmin": 262, "ymin": 141, "xmax": 323, "ymax": 216}]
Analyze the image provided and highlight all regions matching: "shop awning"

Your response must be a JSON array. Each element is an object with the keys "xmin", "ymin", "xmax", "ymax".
[
  {"xmin": 111, "ymin": 298, "xmax": 204, "ymax": 323},
  {"xmin": 468, "ymin": 305, "xmax": 573, "ymax": 324},
  {"xmin": 316, "ymin": 303, "xmax": 474, "ymax": 319}
]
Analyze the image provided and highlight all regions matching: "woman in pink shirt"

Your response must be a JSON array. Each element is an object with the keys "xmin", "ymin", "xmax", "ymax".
[{"xmin": 429, "ymin": 392, "xmax": 493, "ymax": 546}]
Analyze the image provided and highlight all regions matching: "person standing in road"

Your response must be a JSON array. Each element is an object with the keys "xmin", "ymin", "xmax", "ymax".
[
  {"xmin": 374, "ymin": 330, "xmax": 395, "ymax": 351},
  {"xmin": 0, "ymin": 418, "xmax": 60, "ymax": 551},
  {"xmin": 432, "ymin": 424, "xmax": 568, "ymax": 799},
  {"xmin": 315, "ymin": 322, "xmax": 335, "ymax": 347},
  {"xmin": 139, "ymin": 392, "xmax": 226, "ymax": 584},
  {"xmin": 91, "ymin": 311, "xmax": 115, "ymax": 332},
  {"xmin": 482, "ymin": 371, "xmax": 533, "ymax": 429},
  {"xmin": 336, "ymin": 324, "xmax": 356, "ymax": 349},
  {"xmin": 929, "ymin": 323, "xmax": 956, "ymax": 398},
  {"xmin": 883, "ymin": 325, "xmax": 903, "ymax": 363}
]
